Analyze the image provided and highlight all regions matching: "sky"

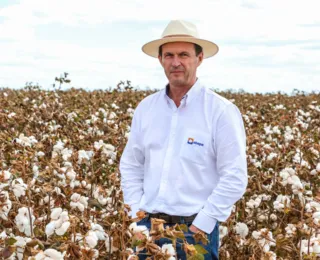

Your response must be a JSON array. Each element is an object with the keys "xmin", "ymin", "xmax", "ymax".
[{"xmin": 0, "ymin": 0, "xmax": 320, "ymax": 94}]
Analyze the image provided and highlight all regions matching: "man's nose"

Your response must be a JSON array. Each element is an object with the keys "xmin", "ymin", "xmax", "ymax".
[{"xmin": 172, "ymin": 56, "xmax": 181, "ymax": 67}]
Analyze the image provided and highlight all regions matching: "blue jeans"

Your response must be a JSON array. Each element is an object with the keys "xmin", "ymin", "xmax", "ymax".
[{"xmin": 136, "ymin": 216, "xmax": 219, "ymax": 260}]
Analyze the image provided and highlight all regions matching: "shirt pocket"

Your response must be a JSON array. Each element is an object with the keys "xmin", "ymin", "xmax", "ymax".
[{"xmin": 179, "ymin": 130, "xmax": 210, "ymax": 165}]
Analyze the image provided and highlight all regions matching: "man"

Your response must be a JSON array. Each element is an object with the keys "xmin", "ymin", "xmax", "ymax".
[{"xmin": 120, "ymin": 20, "xmax": 247, "ymax": 259}]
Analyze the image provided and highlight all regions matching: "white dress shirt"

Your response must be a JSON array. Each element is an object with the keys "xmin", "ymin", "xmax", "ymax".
[{"xmin": 120, "ymin": 79, "xmax": 248, "ymax": 234}]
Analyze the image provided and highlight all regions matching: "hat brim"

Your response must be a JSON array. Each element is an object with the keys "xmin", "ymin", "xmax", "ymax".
[{"xmin": 142, "ymin": 37, "xmax": 219, "ymax": 59}]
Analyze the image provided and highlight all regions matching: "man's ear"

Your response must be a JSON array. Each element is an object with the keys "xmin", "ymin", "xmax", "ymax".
[{"xmin": 197, "ymin": 52, "xmax": 204, "ymax": 67}]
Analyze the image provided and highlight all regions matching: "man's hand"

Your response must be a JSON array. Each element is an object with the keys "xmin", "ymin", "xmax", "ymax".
[{"xmin": 189, "ymin": 224, "xmax": 204, "ymax": 234}]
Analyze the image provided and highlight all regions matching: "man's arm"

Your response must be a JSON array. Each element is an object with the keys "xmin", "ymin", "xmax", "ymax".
[
  {"xmin": 192, "ymin": 103, "xmax": 248, "ymax": 234},
  {"xmin": 120, "ymin": 109, "xmax": 145, "ymax": 218}
]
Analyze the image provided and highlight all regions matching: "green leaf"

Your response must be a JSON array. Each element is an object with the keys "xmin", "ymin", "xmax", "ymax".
[
  {"xmin": 178, "ymin": 224, "xmax": 188, "ymax": 232},
  {"xmin": 194, "ymin": 245, "xmax": 208, "ymax": 255},
  {"xmin": 187, "ymin": 253, "xmax": 205, "ymax": 260},
  {"xmin": 6, "ymin": 237, "xmax": 17, "ymax": 246}
]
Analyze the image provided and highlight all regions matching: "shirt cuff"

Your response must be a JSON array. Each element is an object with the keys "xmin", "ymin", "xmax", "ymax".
[
  {"xmin": 129, "ymin": 203, "xmax": 140, "ymax": 218},
  {"xmin": 192, "ymin": 210, "xmax": 217, "ymax": 234}
]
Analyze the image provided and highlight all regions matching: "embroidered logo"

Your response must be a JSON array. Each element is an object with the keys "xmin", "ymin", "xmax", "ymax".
[{"xmin": 187, "ymin": 137, "xmax": 204, "ymax": 146}]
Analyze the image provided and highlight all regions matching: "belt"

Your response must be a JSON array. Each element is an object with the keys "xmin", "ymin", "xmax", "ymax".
[{"xmin": 147, "ymin": 213, "xmax": 197, "ymax": 224}]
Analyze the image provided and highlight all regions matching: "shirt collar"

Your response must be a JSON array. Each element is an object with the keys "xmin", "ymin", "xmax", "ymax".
[{"xmin": 164, "ymin": 78, "xmax": 203, "ymax": 107}]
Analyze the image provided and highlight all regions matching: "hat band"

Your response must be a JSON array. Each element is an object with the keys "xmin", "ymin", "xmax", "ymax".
[{"xmin": 163, "ymin": 34, "xmax": 196, "ymax": 39}]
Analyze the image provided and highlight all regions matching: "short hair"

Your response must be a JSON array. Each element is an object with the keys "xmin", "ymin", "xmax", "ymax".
[{"xmin": 159, "ymin": 43, "xmax": 203, "ymax": 57}]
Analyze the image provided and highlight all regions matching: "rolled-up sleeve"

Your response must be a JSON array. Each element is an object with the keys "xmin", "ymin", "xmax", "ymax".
[
  {"xmin": 193, "ymin": 103, "xmax": 248, "ymax": 233},
  {"xmin": 120, "ymin": 107, "xmax": 145, "ymax": 218}
]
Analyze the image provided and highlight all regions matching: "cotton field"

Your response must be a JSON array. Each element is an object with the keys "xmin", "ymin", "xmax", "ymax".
[{"xmin": 0, "ymin": 83, "xmax": 319, "ymax": 259}]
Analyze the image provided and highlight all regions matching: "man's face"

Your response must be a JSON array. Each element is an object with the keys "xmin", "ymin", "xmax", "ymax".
[{"xmin": 158, "ymin": 42, "xmax": 203, "ymax": 88}]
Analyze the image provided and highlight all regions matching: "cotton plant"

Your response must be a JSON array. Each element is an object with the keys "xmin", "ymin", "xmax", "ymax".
[
  {"xmin": 70, "ymin": 193, "xmax": 88, "ymax": 212},
  {"xmin": 51, "ymin": 140, "xmax": 66, "ymax": 158},
  {"xmin": 94, "ymin": 140, "xmax": 117, "ymax": 160},
  {"xmin": 234, "ymin": 222, "xmax": 249, "ymax": 239},
  {"xmin": 9, "ymin": 236, "xmax": 32, "ymax": 260},
  {"xmin": 0, "ymin": 191, "xmax": 12, "ymax": 220},
  {"xmin": 15, "ymin": 134, "xmax": 38, "ymax": 147},
  {"xmin": 11, "ymin": 178, "xmax": 27, "ymax": 198},
  {"xmin": 161, "ymin": 244, "xmax": 176, "ymax": 260},
  {"xmin": 45, "ymin": 208, "xmax": 70, "ymax": 237},
  {"xmin": 78, "ymin": 150, "xmax": 94, "ymax": 164},
  {"xmin": 15, "ymin": 207, "xmax": 35, "ymax": 236},
  {"xmin": 0, "ymin": 170, "xmax": 11, "ymax": 189},
  {"xmin": 273, "ymin": 195, "xmax": 291, "ymax": 212},
  {"xmin": 252, "ymin": 228, "xmax": 276, "ymax": 253},
  {"xmin": 92, "ymin": 186, "xmax": 112, "ymax": 206},
  {"xmin": 300, "ymin": 235, "xmax": 320, "ymax": 256},
  {"xmin": 32, "ymin": 249, "xmax": 66, "ymax": 260},
  {"xmin": 279, "ymin": 168, "xmax": 303, "ymax": 195}
]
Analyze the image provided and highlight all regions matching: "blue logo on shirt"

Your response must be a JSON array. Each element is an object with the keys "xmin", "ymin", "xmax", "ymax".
[{"xmin": 187, "ymin": 137, "xmax": 204, "ymax": 146}]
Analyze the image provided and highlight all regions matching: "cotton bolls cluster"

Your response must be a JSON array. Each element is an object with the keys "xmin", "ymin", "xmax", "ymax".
[
  {"xmin": 129, "ymin": 222, "xmax": 150, "ymax": 239},
  {"xmin": 15, "ymin": 207, "xmax": 35, "ymax": 236},
  {"xmin": 161, "ymin": 244, "xmax": 176, "ymax": 259},
  {"xmin": 70, "ymin": 193, "xmax": 88, "ymax": 212},
  {"xmin": 92, "ymin": 186, "xmax": 112, "ymax": 207},
  {"xmin": 0, "ymin": 191, "xmax": 12, "ymax": 220},
  {"xmin": 94, "ymin": 140, "xmax": 117, "ymax": 161},
  {"xmin": 234, "ymin": 222, "xmax": 249, "ymax": 239},
  {"xmin": 273, "ymin": 195, "xmax": 291, "ymax": 212},
  {"xmin": 78, "ymin": 150, "xmax": 94, "ymax": 164},
  {"xmin": 45, "ymin": 208, "xmax": 70, "ymax": 237},
  {"xmin": 252, "ymin": 228, "xmax": 276, "ymax": 253},
  {"xmin": 279, "ymin": 168, "xmax": 303, "ymax": 194},
  {"xmin": 15, "ymin": 133, "xmax": 38, "ymax": 147},
  {"xmin": 11, "ymin": 178, "xmax": 27, "ymax": 198},
  {"xmin": 33, "ymin": 249, "xmax": 66, "ymax": 260},
  {"xmin": 300, "ymin": 235, "xmax": 320, "ymax": 256}
]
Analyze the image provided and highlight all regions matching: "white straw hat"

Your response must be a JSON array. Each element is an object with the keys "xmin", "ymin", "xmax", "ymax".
[{"xmin": 142, "ymin": 20, "xmax": 219, "ymax": 59}]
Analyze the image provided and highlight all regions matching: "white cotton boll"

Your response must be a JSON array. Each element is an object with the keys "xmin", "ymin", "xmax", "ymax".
[
  {"xmin": 37, "ymin": 151, "xmax": 45, "ymax": 157},
  {"xmin": 55, "ymin": 221, "xmax": 70, "ymax": 236},
  {"xmin": 0, "ymin": 231, "xmax": 7, "ymax": 239},
  {"xmin": 129, "ymin": 222, "xmax": 137, "ymax": 232},
  {"xmin": 258, "ymin": 215, "xmax": 267, "ymax": 222},
  {"xmin": 252, "ymin": 231, "xmax": 261, "ymax": 239},
  {"xmin": 61, "ymin": 148, "xmax": 73, "ymax": 161},
  {"xmin": 51, "ymin": 208, "xmax": 63, "ymax": 220},
  {"xmin": 85, "ymin": 231, "xmax": 98, "ymax": 248},
  {"xmin": 71, "ymin": 193, "xmax": 81, "ymax": 201},
  {"xmin": 91, "ymin": 223, "xmax": 106, "ymax": 240},
  {"xmin": 234, "ymin": 222, "xmax": 249, "ymax": 238},
  {"xmin": 1, "ymin": 170, "xmax": 12, "ymax": 181},
  {"xmin": 43, "ymin": 248, "xmax": 65, "ymax": 259},
  {"xmin": 317, "ymin": 163, "xmax": 320, "ymax": 172},
  {"xmin": 285, "ymin": 224, "xmax": 297, "ymax": 237},
  {"xmin": 66, "ymin": 169, "xmax": 76, "ymax": 180},
  {"xmin": 313, "ymin": 212, "xmax": 320, "ymax": 225},
  {"xmin": 310, "ymin": 169, "xmax": 317, "ymax": 175},
  {"xmin": 0, "ymin": 191, "xmax": 12, "ymax": 220},
  {"xmin": 76, "ymin": 202, "xmax": 84, "ymax": 212},
  {"xmin": 80, "ymin": 196, "xmax": 88, "ymax": 207},
  {"xmin": 162, "ymin": 244, "xmax": 175, "ymax": 256},
  {"xmin": 108, "ymin": 159, "xmax": 114, "ymax": 165},
  {"xmin": 270, "ymin": 214, "xmax": 277, "ymax": 221},
  {"xmin": 12, "ymin": 178, "xmax": 27, "ymax": 198},
  {"xmin": 219, "ymin": 226, "xmax": 228, "ymax": 240},
  {"xmin": 60, "ymin": 211, "xmax": 69, "ymax": 222},
  {"xmin": 45, "ymin": 222, "xmax": 56, "ymax": 237}
]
